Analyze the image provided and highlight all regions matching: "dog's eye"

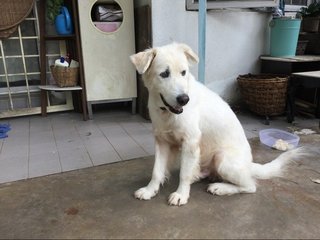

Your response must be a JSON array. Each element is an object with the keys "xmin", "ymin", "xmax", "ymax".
[
  {"xmin": 181, "ymin": 70, "xmax": 186, "ymax": 76},
  {"xmin": 160, "ymin": 69, "xmax": 170, "ymax": 78}
]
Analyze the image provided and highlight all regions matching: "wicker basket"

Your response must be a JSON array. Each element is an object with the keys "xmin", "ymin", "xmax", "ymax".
[
  {"xmin": 50, "ymin": 65, "xmax": 79, "ymax": 87},
  {"xmin": 237, "ymin": 74, "xmax": 289, "ymax": 116}
]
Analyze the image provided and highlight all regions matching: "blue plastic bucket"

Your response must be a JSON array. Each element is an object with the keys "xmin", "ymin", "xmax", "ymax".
[{"xmin": 269, "ymin": 18, "xmax": 301, "ymax": 57}]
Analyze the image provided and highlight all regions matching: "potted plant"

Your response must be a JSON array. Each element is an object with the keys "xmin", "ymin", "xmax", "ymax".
[
  {"xmin": 46, "ymin": 0, "xmax": 73, "ymax": 35},
  {"xmin": 46, "ymin": 0, "xmax": 64, "ymax": 23},
  {"xmin": 299, "ymin": 0, "xmax": 320, "ymax": 32}
]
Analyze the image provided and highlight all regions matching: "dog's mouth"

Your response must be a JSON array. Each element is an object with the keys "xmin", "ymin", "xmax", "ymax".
[{"xmin": 160, "ymin": 94, "xmax": 183, "ymax": 114}]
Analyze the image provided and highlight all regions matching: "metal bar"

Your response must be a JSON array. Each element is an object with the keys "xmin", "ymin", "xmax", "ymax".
[
  {"xmin": 34, "ymin": 0, "xmax": 41, "ymax": 70},
  {"xmin": 0, "ymin": 86, "xmax": 40, "ymax": 96},
  {"xmin": 0, "ymin": 41, "xmax": 14, "ymax": 110},
  {"xmin": 198, "ymin": 0, "xmax": 206, "ymax": 84},
  {"xmin": 8, "ymin": 36, "xmax": 39, "ymax": 40},
  {"xmin": 1, "ymin": 55, "xmax": 40, "ymax": 58},
  {"xmin": 0, "ymin": 54, "xmax": 59, "ymax": 59},
  {"xmin": 0, "ymin": 72, "xmax": 40, "ymax": 77},
  {"xmin": 18, "ymin": 26, "xmax": 32, "ymax": 108}
]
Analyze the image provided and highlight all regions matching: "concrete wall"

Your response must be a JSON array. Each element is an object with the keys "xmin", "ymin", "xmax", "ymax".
[{"xmin": 134, "ymin": 0, "xmax": 272, "ymax": 103}]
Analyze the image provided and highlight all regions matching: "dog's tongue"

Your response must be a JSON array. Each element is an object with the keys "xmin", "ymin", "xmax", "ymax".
[
  {"xmin": 169, "ymin": 105, "xmax": 183, "ymax": 114},
  {"xmin": 159, "ymin": 94, "xmax": 183, "ymax": 114}
]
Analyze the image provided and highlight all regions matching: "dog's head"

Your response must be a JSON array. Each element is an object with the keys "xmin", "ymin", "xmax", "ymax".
[{"xmin": 130, "ymin": 43, "xmax": 199, "ymax": 114}]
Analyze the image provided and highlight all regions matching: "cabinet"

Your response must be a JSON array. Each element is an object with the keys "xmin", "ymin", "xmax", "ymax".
[
  {"xmin": 78, "ymin": 0, "xmax": 137, "ymax": 119},
  {"xmin": 38, "ymin": 0, "xmax": 88, "ymax": 120}
]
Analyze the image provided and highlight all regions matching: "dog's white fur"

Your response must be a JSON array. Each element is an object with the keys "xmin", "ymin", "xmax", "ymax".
[{"xmin": 130, "ymin": 42, "xmax": 306, "ymax": 206}]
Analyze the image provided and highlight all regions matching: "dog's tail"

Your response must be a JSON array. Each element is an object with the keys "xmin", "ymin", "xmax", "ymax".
[{"xmin": 250, "ymin": 147, "xmax": 308, "ymax": 179}]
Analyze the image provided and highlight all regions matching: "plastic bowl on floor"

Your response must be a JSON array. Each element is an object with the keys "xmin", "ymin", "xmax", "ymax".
[{"xmin": 259, "ymin": 128, "xmax": 300, "ymax": 148}]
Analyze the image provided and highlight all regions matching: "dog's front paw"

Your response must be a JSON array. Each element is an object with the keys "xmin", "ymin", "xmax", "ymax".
[
  {"xmin": 134, "ymin": 187, "xmax": 157, "ymax": 200},
  {"xmin": 168, "ymin": 192, "xmax": 189, "ymax": 206}
]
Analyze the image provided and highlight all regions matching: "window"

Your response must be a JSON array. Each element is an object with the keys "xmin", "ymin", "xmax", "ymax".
[
  {"xmin": 186, "ymin": 0, "xmax": 279, "ymax": 10},
  {"xmin": 0, "ymin": 3, "xmax": 72, "ymax": 118},
  {"xmin": 284, "ymin": 0, "xmax": 308, "ymax": 12}
]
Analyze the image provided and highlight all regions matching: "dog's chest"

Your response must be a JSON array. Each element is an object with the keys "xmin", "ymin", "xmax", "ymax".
[
  {"xmin": 151, "ymin": 110, "xmax": 187, "ymax": 145},
  {"xmin": 153, "ymin": 122, "xmax": 184, "ymax": 146},
  {"xmin": 155, "ymin": 129, "xmax": 184, "ymax": 146}
]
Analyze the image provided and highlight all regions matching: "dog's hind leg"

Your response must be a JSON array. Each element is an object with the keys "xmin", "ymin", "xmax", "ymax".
[
  {"xmin": 135, "ymin": 139, "xmax": 177, "ymax": 200},
  {"xmin": 207, "ymin": 152, "xmax": 256, "ymax": 196}
]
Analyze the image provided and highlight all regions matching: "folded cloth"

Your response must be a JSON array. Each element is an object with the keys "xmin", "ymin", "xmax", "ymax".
[
  {"xmin": 0, "ymin": 123, "xmax": 11, "ymax": 138},
  {"xmin": 0, "ymin": 132, "xmax": 8, "ymax": 138}
]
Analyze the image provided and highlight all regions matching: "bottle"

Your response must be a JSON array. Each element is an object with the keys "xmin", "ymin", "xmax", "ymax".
[{"xmin": 55, "ymin": 57, "xmax": 69, "ymax": 67}]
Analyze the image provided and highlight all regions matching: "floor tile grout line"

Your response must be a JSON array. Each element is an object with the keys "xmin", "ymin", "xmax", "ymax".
[
  {"xmin": 95, "ymin": 121, "xmax": 124, "ymax": 161},
  {"xmin": 27, "ymin": 119, "xmax": 31, "ymax": 179},
  {"xmin": 54, "ymin": 119, "xmax": 91, "ymax": 169},
  {"xmin": 50, "ymin": 118, "xmax": 63, "ymax": 174},
  {"xmin": 73, "ymin": 121, "xmax": 99, "ymax": 167},
  {"xmin": 119, "ymin": 122, "xmax": 152, "ymax": 156}
]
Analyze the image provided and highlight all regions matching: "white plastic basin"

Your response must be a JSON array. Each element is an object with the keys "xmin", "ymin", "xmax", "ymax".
[{"xmin": 259, "ymin": 128, "xmax": 300, "ymax": 148}]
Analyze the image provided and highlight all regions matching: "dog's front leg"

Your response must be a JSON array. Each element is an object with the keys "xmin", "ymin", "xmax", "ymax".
[
  {"xmin": 168, "ymin": 138, "xmax": 200, "ymax": 206},
  {"xmin": 134, "ymin": 139, "xmax": 173, "ymax": 200}
]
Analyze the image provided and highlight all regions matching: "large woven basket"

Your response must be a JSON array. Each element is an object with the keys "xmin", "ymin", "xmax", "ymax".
[
  {"xmin": 237, "ymin": 74, "xmax": 289, "ymax": 116},
  {"xmin": 50, "ymin": 65, "xmax": 79, "ymax": 87}
]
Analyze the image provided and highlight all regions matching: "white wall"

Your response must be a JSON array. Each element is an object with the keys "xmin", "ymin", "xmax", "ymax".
[{"xmin": 150, "ymin": 0, "xmax": 272, "ymax": 103}]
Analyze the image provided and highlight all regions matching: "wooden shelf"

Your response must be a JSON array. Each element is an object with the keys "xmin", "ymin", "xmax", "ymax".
[{"xmin": 39, "ymin": 0, "xmax": 88, "ymax": 120}]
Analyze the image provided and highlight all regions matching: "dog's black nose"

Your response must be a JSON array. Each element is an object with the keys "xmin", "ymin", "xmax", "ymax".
[{"xmin": 176, "ymin": 94, "xmax": 189, "ymax": 106}]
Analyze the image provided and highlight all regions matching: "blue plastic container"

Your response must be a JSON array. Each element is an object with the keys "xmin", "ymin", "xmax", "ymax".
[{"xmin": 269, "ymin": 18, "xmax": 301, "ymax": 57}]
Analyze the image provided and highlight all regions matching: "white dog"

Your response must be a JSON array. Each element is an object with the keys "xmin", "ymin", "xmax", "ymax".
[{"xmin": 130, "ymin": 42, "xmax": 305, "ymax": 206}]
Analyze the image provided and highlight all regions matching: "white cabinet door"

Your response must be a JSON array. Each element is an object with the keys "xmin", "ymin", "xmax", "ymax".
[{"xmin": 78, "ymin": 0, "xmax": 137, "ymax": 102}]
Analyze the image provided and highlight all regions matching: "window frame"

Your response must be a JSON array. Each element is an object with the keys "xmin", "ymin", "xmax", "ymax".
[
  {"xmin": 186, "ymin": 0, "xmax": 279, "ymax": 10},
  {"xmin": 284, "ymin": 0, "xmax": 310, "ymax": 12}
]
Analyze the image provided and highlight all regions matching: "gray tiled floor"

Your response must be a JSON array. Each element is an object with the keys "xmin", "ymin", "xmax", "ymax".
[
  {"xmin": 0, "ymin": 108, "xmax": 319, "ymax": 184},
  {"xmin": 0, "ymin": 110, "xmax": 154, "ymax": 184}
]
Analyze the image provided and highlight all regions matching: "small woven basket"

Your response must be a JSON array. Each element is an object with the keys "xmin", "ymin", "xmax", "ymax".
[
  {"xmin": 237, "ymin": 74, "xmax": 289, "ymax": 116},
  {"xmin": 50, "ymin": 65, "xmax": 79, "ymax": 87}
]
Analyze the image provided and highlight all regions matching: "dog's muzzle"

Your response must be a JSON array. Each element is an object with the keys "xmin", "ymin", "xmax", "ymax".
[{"xmin": 160, "ymin": 94, "xmax": 189, "ymax": 114}]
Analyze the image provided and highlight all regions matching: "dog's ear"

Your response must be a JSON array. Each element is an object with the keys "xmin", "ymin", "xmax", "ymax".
[
  {"xmin": 130, "ymin": 49, "xmax": 156, "ymax": 74},
  {"xmin": 178, "ymin": 43, "xmax": 199, "ymax": 65}
]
